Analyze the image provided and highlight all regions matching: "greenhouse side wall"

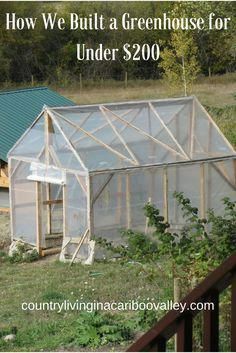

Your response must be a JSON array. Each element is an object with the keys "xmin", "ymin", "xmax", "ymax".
[
  {"xmin": 9, "ymin": 158, "xmax": 37, "ymax": 246},
  {"xmin": 91, "ymin": 158, "xmax": 236, "ymax": 241}
]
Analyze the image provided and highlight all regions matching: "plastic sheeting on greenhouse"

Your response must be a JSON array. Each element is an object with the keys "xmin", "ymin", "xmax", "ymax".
[{"xmin": 8, "ymin": 96, "xmax": 236, "ymax": 262}]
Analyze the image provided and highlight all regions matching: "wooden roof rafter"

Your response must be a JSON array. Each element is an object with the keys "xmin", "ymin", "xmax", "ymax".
[{"xmin": 49, "ymin": 109, "xmax": 138, "ymax": 167}]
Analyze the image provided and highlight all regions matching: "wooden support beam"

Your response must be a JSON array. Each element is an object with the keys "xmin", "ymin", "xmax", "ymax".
[
  {"xmin": 48, "ymin": 110, "xmax": 87, "ymax": 171},
  {"xmin": 73, "ymin": 108, "xmax": 133, "ymax": 145},
  {"xmin": 177, "ymin": 315, "xmax": 193, "ymax": 352},
  {"xmin": 63, "ymin": 184, "xmax": 67, "ymax": 239},
  {"xmin": 163, "ymin": 168, "xmax": 169, "ymax": 222},
  {"xmin": 195, "ymin": 97, "xmax": 235, "ymax": 153},
  {"xmin": 149, "ymin": 102, "xmax": 190, "ymax": 160},
  {"xmin": 0, "ymin": 175, "xmax": 9, "ymax": 187},
  {"xmin": 92, "ymin": 173, "xmax": 114, "ymax": 206},
  {"xmin": 51, "ymin": 109, "xmax": 137, "ymax": 166},
  {"xmin": 87, "ymin": 175, "xmax": 93, "ymax": 242},
  {"xmin": 103, "ymin": 106, "xmax": 186, "ymax": 159},
  {"xmin": 0, "ymin": 207, "xmax": 10, "ymax": 213},
  {"xmin": 117, "ymin": 173, "xmax": 122, "ymax": 224},
  {"xmin": 36, "ymin": 181, "xmax": 42, "ymax": 256},
  {"xmin": 100, "ymin": 106, "xmax": 140, "ymax": 165},
  {"xmin": 231, "ymin": 274, "xmax": 236, "ymax": 352},
  {"xmin": 70, "ymin": 228, "xmax": 89, "ymax": 266},
  {"xmin": 43, "ymin": 199, "xmax": 63, "ymax": 205},
  {"xmin": 126, "ymin": 173, "xmax": 131, "ymax": 228},
  {"xmin": 200, "ymin": 163, "xmax": 206, "ymax": 218},
  {"xmin": 75, "ymin": 175, "xmax": 87, "ymax": 194},
  {"xmin": 41, "ymin": 247, "xmax": 61, "ymax": 257},
  {"xmin": 203, "ymin": 291, "xmax": 219, "ymax": 352},
  {"xmin": 190, "ymin": 98, "xmax": 195, "ymax": 158}
]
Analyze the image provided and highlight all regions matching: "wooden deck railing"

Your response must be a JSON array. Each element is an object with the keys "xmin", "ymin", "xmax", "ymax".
[{"xmin": 127, "ymin": 252, "xmax": 236, "ymax": 352}]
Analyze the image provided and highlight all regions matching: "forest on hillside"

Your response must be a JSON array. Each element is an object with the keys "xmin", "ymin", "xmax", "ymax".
[{"xmin": 0, "ymin": 1, "xmax": 235, "ymax": 84}]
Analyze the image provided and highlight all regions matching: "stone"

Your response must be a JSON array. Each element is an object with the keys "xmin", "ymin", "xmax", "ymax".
[{"xmin": 3, "ymin": 334, "xmax": 16, "ymax": 342}]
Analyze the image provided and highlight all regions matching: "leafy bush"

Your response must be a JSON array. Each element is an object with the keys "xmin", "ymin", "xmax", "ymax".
[
  {"xmin": 8, "ymin": 243, "xmax": 39, "ymax": 263},
  {"xmin": 73, "ymin": 312, "xmax": 133, "ymax": 348},
  {"xmin": 97, "ymin": 193, "xmax": 236, "ymax": 281}
]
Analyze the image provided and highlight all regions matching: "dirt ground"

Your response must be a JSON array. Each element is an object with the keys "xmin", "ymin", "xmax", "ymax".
[{"xmin": 0, "ymin": 212, "xmax": 11, "ymax": 250}]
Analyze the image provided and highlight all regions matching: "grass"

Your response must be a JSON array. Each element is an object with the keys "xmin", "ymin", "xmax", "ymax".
[
  {"xmin": 0, "ymin": 257, "xmax": 172, "ymax": 351},
  {"xmin": 53, "ymin": 73, "xmax": 236, "ymax": 107}
]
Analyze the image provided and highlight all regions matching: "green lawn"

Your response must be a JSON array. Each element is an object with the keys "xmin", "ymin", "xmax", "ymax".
[{"xmin": 0, "ymin": 257, "xmax": 172, "ymax": 351}]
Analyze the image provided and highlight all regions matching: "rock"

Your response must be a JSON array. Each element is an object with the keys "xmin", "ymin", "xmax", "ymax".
[
  {"xmin": 8, "ymin": 240, "xmax": 22, "ymax": 256},
  {"xmin": 3, "ymin": 334, "xmax": 16, "ymax": 342}
]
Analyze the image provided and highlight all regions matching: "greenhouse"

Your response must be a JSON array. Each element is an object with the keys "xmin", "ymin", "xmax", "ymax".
[{"xmin": 8, "ymin": 96, "xmax": 236, "ymax": 262}]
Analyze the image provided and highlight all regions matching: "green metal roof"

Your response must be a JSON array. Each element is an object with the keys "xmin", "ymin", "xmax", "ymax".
[{"xmin": 0, "ymin": 87, "xmax": 75, "ymax": 162}]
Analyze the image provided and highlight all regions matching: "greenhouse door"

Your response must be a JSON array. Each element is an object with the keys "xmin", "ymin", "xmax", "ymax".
[{"xmin": 38, "ymin": 182, "xmax": 64, "ymax": 253}]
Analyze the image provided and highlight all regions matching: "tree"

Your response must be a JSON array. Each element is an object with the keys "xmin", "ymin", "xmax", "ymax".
[{"xmin": 160, "ymin": 30, "xmax": 200, "ymax": 96}]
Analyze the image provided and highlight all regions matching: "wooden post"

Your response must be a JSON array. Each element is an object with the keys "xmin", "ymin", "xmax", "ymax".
[
  {"xmin": 163, "ymin": 167, "xmax": 169, "ymax": 223},
  {"xmin": 46, "ymin": 184, "xmax": 51, "ymax": 235},
  {"xmin": 203, "ymin": 291, "xmax": 219, "ymax": 351},
  {"xmin": 87, "ymin": 175, "xmax": 93, "ymax": 242},
  {"xmin": 174, "ymin": 277, "xmax": 181, "ymax": 351},
  {"xmin": 231, "ymin": 275, "xmax": 236, "ymax": 352},
  {"xmin": 31, "ymin": 75, "xmax": 34, "ymax": 87},
  {"xmin": 126, "ymin": 173, "xmax": 131, "ymax": 228},
  {"xmin": 190, "ymin": 98, "xmax": 195, "ymax": 158},
  {"xmin": 8, "ymin": 158, "xmax": 14, "ymax": 241},
  {"xmin": 62, "ymin": 184, "xmax": 67, "ymax": 238},
  {"xmin": 200, "ymin": 163, "xmax": 206, "ymax": 218},
  {"xmin": 36, "ymin": 181, "xmax": 42, "ymax": 256},
  {"xmin": 117, "ymin": 173, "xmax": 122, "ymax": 225},
  {"xmin": 177, "ymin": 315, "xmax": 193, "ymax": 351},
  {"xmin": 45, "ymin": 112, "xmax": 53, "ymax": 235},
  {"xmin": 234, "ymin": 159, "xmax": 236, "ymax": 186},
  {"xmin": 124, "ymin": 71, "xmax": 128, "ymax": 88}
]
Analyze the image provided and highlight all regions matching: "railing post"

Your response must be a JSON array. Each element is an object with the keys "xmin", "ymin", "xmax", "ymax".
[
  {"xmin": 177, "ymin": 314, "xmax": 193, "ymax": 351},
  {"xmin": 149, "ymin": 336, "xmax": 166, "ymax": 352},
  {"xmin": 231, "ymin": 275, "xmax": 236, "ymax": 352},
  {"xmin": 203, "ymin": 291, "xmax": 219, "ymax": 352}
]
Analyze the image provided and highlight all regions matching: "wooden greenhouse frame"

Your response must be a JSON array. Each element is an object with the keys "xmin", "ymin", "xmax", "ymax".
[{"xmin": 8, "ymin": 96, "xmax": 236, "ymax": 263}]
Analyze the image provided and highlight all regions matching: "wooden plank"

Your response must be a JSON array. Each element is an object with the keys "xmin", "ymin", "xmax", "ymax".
[
  {"xmin": 75, "ymin": 175, "xmax": 87, "ymax": 194},
  {"xmin": 62, "ymin": 184, "xmax": 67, "ymax": 239},
  {"xmin": 70, "ymin": 228, "xmax": 89, "ymax": 266},
  {"xmin": 200, "ymin": 163, "xmax": 206, "ymax": 218},
  {"xmin": 177, "ymin": 315, "xmax": 193, "ymax": 352},
  {"xmin": 51, "ymin": 109, "xmax": 137, "ymax": 166},
  {"xmin": 36, "ymin": 181, "xmax": 42, "ymax": 256},
  {"xmin": 0, "ymin": 175, "xmax": 9, "ymax": 187},
  {"xmin": 195, "ymin": 96, "xmax": 235, "ymax": 153},
  {"xmin": 163, "ymin": 168, "xmax": 169, "ymax": 222},
  {"xmin": 103, "ymin": 106, "xmax": 186, "ymax": 159},
  {"xmin": 7, "ymin": 111, "xmax": 44, "ymax": 157},
  {"xmin": 100, "ymin": 106, "xmax": 140, "ymax": 165},
  {"xmin": 127, "ymin": 253, "xmax": 236, "ymax": 352},
  {"xmin": 73, "ymin": 109, "xmax": 133, "ymax": 145},
  {"xmin": 0, "ymin": 207, "xmax": 10, "ymax": 213},
  {"xmin": 231, "ymin": 275, "xmax": 236, "ymax": 352},
  {"xmin": 117, "ymin": 173, "xmax": 122, "ymax": 224},
  {"xmin": 92, "ymin": 173, "xmax": 114, "ymax": 206},
  {"xmin": 87, "ymin": 175, "xmax": 93, "ymax": 242},
  {"xmin": 49, "ymin": 111, "xmax": 87, "ymax": 171},
  {"xmin": 43, "ymin": 199, "xmax": 63, "ymax": 205},
  {"xmin": 41, "ymin": 247, "xmax": 61, "ymax": 257},
  {"xmin": 149, "ymin": 102, "xmax": 189, "ymax": 160},
  {"xmin": 203, "ymin": 291, "xmax": 219, "ymax": 352},
  {"xmin": 190, "ymin": 98, "xmax": 195, "ymax": 158},
  {"xmin": 126, "ymin": 173, "xmax": 131, "ymax": 228}
]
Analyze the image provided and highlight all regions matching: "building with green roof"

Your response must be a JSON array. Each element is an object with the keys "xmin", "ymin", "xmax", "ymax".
[{"xmin": 0, "ymin": 86, "xmax": 74, "ymax": 208}]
